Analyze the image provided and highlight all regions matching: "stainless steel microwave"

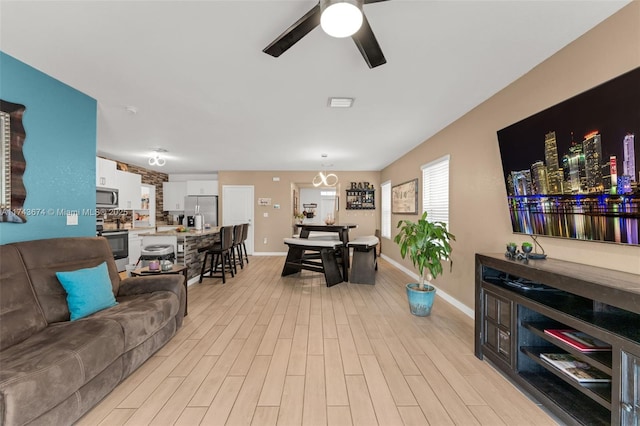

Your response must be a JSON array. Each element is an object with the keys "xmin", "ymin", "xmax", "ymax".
[{"xmin": 96, "ymin": 187, "xmax": 119, "ymax": 208}]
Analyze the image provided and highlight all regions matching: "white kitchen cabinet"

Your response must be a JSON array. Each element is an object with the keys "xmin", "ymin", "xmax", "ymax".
[
  {"xmin": 96, "ymin": 157, "xmax": 117, "ymax": 188},
  {"xmin": 128, "ymin": 229, "xmax": 154, "ymax": 266},
  {"xmin": 186, "ymin": 180, "xmax": 218, "ymax": 196},
  {"xmin": 116, "ymin": 170, "xmax": 142, "ymax": 210},
  {"xmin": 163, "ymin": 181, "xmax": 187, "ymax": 211},
  {"xmin": 128, "ymin": 234, "xmax": 142, "ymax": 267}
]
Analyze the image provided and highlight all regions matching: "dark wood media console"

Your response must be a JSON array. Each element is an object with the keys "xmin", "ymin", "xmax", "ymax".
[{"xmin": 475, "ymin": 253, "xmax": 640, "ymax": 425}]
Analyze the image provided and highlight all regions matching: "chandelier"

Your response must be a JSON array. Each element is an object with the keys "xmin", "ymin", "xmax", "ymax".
[
  {"xmin": 312, "ymin": 171, "xmax": 338, "ymax": 187},
  {"xmin": 312, "ymin": 154, "xmax": 338, "ymax": 187}
]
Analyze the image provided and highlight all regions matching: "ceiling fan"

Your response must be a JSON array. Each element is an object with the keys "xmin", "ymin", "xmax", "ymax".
[{"xmin": 263, "ymin": 0, "xmax": 389, "ymax": 69}]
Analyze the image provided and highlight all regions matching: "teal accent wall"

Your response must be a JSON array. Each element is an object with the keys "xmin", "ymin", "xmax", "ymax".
[{"xmin": 0, "ymin": 52, "xmax": 97, "ymax": 244}]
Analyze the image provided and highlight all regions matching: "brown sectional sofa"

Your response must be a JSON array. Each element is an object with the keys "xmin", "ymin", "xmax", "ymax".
[{"xmin": 0, "ymin": 237, "xmax": 186, "ymax": 425}]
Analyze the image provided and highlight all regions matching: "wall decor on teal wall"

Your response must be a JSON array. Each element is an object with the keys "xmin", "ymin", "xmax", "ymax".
[
  {"xmin": 0, "ymin": 52, "xmax": 97, "ymax": 244},
  {"xmin": 1, "ymin": 99, "xmax": 28, "ymax": 223}
]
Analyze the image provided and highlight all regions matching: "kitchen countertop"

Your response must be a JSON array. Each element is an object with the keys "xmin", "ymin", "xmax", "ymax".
[
  {"xmin": 102, "ymin": 224, "xmax": 156, "ymax": 231},
  {"xmin": 149, "ymin": 227, "xmax": 221, "ymax": 237}
]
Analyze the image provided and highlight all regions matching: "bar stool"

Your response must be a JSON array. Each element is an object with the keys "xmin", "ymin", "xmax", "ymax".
[
  {"xmin": 231, "ymin": 224, "xmax": 244, "ymax": 272},
  {"xmin": 199, "ymin": 225, "xmax": 235, "ymax": 284},
  {"xmin": 240, "ymin": 223, "xmax": 249, "ymax": 264}
]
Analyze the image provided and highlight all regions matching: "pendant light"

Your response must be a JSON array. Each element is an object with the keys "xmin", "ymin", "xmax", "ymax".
[
  {"xmin": 313, "ymin": 154, "xmax": 339, "ymax": 187},
  {"xmin": 313, "ymin": 171, "xmax": 339, "ymax": 187}
]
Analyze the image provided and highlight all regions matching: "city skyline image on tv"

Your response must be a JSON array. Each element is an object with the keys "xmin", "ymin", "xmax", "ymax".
[{"xmin": 497, "ymin": 67, "xmax": 639, "ymax": 246}]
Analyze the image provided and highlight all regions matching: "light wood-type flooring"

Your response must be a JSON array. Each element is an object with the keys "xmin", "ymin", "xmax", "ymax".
[{"xmin": 77, "ymin": 256, "xmax": 557, "ymax": 426}]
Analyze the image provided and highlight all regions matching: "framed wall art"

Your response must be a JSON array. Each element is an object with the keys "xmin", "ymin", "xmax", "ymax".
[
  {"xmin": 1, "ymin": 99, "xmax": 27, "ymax": 223},
  {"xmin": 392, "ymin": 178, "xmax": 418, "ymax": 214}
]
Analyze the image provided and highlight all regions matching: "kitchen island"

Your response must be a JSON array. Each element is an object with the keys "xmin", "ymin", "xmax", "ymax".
[{"xmin": 148, "ymin": 227, "xmax": 221, "ymax": 282}]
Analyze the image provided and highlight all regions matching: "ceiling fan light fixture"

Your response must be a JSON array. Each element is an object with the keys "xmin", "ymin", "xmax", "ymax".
[{"xmin": 320, "ymin": 0, "xmax": 363, "ymax": 38}]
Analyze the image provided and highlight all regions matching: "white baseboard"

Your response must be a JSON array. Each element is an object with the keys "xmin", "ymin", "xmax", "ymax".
[
  {"xmin": 380, "ymin": 254, "xmax": 475, "ymax": 319},
  {"xmin": 252, "ymin": 252, "xmax": 287, "ymax": 256}
]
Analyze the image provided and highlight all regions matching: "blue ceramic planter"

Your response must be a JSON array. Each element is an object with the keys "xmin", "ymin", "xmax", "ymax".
[{"xmin": 406, "ymin": 283, "xmax": 436, "ymax": 316}]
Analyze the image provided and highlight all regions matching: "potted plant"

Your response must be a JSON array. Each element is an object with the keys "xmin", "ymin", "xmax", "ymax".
[
  {"xmin": 293, "ymin": 212, "xmax": 305, "ymax": 224},
  {"xmin": 394, "ymin": 211, "xmax": 455, "ymax": 316},
  {"xmin": 521, "ymin": 241, "xmax": 533, "ymax": 258}
]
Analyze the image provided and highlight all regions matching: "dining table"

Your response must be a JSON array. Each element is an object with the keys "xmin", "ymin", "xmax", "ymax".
[
  {"xmin": 295, "ymin": 223, "xmax": 358, "ymax": 272},
  {"xmin": 295, "ymin": 223, "xmax": 358, "ymax": 243}
]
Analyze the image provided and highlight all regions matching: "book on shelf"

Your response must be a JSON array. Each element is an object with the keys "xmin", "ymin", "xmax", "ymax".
[
  {"xmin": 540, "ymin": 353, "xmax": 611, "ymax": 383},
  {"xmin": 543, "ymin": 329, "xmax": 611, "ymax": 352}
]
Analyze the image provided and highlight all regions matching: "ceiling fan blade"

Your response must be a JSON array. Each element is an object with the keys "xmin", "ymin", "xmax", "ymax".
[
  {"xmin": 351, "ymin": 14, "xmax": 386, "ymax": 68},
  {"xmin": 263, "ymin": 4, "xmax": 321, "ymax": 58},
  {"xmin": 364, "ymin": 0, "xmax": 390, "ymax": 3}
]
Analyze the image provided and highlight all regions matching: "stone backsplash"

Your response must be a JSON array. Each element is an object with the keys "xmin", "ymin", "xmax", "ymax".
[{"xmin": 113, "ymin": 159, "xmax": 168, "ymax": 223}]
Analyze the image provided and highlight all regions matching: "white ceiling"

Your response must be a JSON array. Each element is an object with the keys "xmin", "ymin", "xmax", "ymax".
[{"xmin": 0, "ymin": 0, "xmax": 630, "ymax": 174}]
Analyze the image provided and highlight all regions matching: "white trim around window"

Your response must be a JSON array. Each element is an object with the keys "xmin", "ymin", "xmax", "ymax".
[
  {"xmin": 421, "ymin": 155, "xmax": 450, "ymax": 229},
  {"xmin": 380, "ymin": 180, "xmax": 391, "ymax": 239}
]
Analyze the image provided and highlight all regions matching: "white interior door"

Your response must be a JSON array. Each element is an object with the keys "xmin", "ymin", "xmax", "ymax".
[{"xmin": 222, "ymin": 185, "xmax": 254, "ymax": 254}]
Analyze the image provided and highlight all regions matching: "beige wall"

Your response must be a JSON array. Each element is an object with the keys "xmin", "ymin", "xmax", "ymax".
[
  {"xmin": 381, "ymin": 2, "xmax": 640, "ymax": 310},
  {"xmin": 218, "ymin": 171, "xmax": 381, "ymax": 253}
]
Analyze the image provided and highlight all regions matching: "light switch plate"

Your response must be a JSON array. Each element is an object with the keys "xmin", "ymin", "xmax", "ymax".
[{"xmin": 66, "ymin": 211, "xmax": 79, "ymax": 226}]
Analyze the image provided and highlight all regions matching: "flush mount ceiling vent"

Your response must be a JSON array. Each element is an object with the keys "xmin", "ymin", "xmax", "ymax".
[{"xmin": 328, "ymin": 97, "xmax": 355, "ymax": 108}]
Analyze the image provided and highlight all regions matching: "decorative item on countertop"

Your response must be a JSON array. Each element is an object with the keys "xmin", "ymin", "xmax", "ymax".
[
  {"xmin": 161, "ymin": 260, "xmax": 173, "ymax": 271},
  {"xmin": 506, "ymin": 238, "xmax": 546, "ymax": 261},
  {"xmin": 324, "ymin": 214, "xmax": 335, "ymax": 225},
  {"xmin": 527, "ymin": 235, "xmax": 548, "ymax": 259},
  {"xmin": 505, "ymin": 242, "xmax": 518, "ymax": 259},
  {"xmin": 148, "ymin": 260, "xmax": 160, "ymax": 271}
]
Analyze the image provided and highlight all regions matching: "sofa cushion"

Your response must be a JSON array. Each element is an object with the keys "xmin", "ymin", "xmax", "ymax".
[
  {"xmin": 119, "ymin": 274, "xmax": 186, "ymax": 328},
  {"xmin": 12, "ymin": 237, "xmax": 121, "ymax": 324},
  {"xmin": 25, "ymin": 358, "xmax": 124, "ymax": 426},
  {"xmin": 0, "ymin": 318, "xmax": 124, "ymax": 426},
  {"xmin": 0, "ymin": 245, "xmax": 48, "ymax": 350},
  {"xmin": 56, "ymin": 262, "xmax": 118, "ymax": 320},
  {"xmin": 93, "ymin": 291, "xmax": 180, "ymax": 352}
]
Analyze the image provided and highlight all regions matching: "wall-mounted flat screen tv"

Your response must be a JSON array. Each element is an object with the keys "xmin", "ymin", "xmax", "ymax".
[{"xmin": 497, "ymin": 67, "xmax": 639, "ymax": 246}]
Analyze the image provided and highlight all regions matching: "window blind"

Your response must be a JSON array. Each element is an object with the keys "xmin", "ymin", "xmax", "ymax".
[{"xmin": 421, "ymin": 155, "xmax": 450, "ymax": 229}]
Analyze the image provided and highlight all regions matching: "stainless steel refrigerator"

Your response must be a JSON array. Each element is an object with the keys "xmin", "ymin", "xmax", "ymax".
[{"xmin": 184, "ymin": 195, "xmax": 218, "ymax": 227}]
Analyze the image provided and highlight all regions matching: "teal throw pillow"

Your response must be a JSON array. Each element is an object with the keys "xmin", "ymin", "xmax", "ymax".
[{"xmin": 56, "ymin": 262, "xmax": 118, "ymax": 321}]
